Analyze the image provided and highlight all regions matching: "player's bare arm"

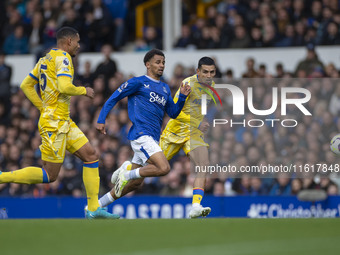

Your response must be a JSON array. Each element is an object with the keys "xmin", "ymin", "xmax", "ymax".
[
  {"xmin": 85, "ymin": 87, "xmax": 95, "ymax": 99},
  {"xmin": 199, "ymin": 121, "xmax": 210, "ymax": 133},
  {"xmin": 96, "ymin": 123, "xmax": 106, "ymax": 135},
  {"xmin": 180, "ymin": 82, "xmax": 191, "ymax": 96}
]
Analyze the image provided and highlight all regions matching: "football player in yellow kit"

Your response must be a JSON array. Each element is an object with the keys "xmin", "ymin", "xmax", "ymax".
[
  {"xmin": 0, "ymin": 27, "xmax": 119, "ymax": 219},
  {"xmin": 99, "ymin": 57, "xmax": 216, "ymax": 218},
  {"xmin": 160, "ymin": 57, "xmax": 215, "ymax": 218}
]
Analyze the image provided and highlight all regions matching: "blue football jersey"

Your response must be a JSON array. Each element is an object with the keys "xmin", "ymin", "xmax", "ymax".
[{"xmin": 98, "ymin": 75, "xmax": 187, "ymax": 141}]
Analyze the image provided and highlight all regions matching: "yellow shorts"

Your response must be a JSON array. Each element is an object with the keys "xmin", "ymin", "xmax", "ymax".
[
  {"xmin": 39, "ymin": 119, "xmax": 88, "ymax": 163},
  {"xmin": 160, "ymin": 129, "xmax": 208, "ymax": 160}
]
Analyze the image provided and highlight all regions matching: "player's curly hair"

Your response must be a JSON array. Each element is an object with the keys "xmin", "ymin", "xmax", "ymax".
[
  {"xmin": 143, "ymin": 49, "xmax": 165, "ymax": 65},
  {"xmin": 56, "ymin": 27, "xmax": 78, "ymax": 41}
]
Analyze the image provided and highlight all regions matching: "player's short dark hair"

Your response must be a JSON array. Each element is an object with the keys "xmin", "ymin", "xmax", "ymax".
[
  {"xmin": 56, "ymin": 27, "xmax": 78, "ymax": 41},
  {"xmin": 143, "ymin": 49, "xmax": 164, "ymax": 65},
  {"xmin": 198, "ymin": 57, "xmax": 215, "ymax": 69}
]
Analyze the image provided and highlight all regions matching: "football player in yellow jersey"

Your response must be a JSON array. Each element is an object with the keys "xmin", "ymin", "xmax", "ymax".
[
  {"xmin": 160, "ymin": 57, "xmax": 215, "ymax": 218},
  {"xmin": 0, "ymin": 27, "xmax": 119, "ymax": 219},
  {"xmin": 98, "ymin": 57, "xmax": 215, "ymax": 218}
]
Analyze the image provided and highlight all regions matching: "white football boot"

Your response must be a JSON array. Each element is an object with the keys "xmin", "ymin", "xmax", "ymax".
[
  {"xmin": 111, "ymin": 161, "xmax": 131, "ymax": 184},
  {"xmin": 114, "ymin": 162, "xmax": 130, "ymax": 197},
  {"xmin": 189, "ymin": 205, "xmax": 211, "ymax": 218}
]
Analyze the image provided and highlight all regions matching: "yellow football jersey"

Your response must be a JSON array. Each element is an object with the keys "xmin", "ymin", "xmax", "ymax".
[
  {"xmin": 165, "ymin": 74, "xmax": 214, "ymax": 136},
  {"xmin": 29, "ymin": 48, "xmax": 79, "ymax": 124}
]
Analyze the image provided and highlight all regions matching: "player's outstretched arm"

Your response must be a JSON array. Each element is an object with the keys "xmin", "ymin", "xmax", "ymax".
[
  {"xmin": 85, "ymin": 87, "xmax": 95, "ymax": 99},
  {"xmin": 20, "ymin": 75, "xmax": 43, "ymax": 111},
  {"xmin": 57, "ymin": 76, "xmax": 87, "ymax": 96},
  {"xmin": 198, "ymin": 121, "xmax": 210, "ymax": 133},
  {"xmin": 97, "ymin": 79, "xmax": 139, "ymax": 127},
  {"xmin": 180, "ymin": 82, "xmax": 191, "ymax": 96},
  {"xmin": 96, "ymin": 123, "xmax": 106, "ymax": 135},
  {"xmin": 165, "ymin": 83, "xmax": 190, "ymax": 119}
]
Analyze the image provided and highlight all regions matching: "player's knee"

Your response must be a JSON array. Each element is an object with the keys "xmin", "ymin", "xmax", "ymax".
[
  {"xmin": 158, "ymin": 162, "xmax": 170, "ymax": 176},
  {"xmin": 84, "ymin": 147, "xmax": 99, "ymax": 162}
]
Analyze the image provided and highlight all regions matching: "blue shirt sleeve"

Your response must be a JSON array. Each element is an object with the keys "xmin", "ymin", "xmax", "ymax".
[
  {"xmin": 165, "ymin": 89, "xmax": 187, "ymax": 119},
  {"xmin": 97, "ymin": 78, "xmax": 140, "ymax": 124}
]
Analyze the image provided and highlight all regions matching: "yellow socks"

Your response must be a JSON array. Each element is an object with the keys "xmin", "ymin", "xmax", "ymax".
[
  {"xmin": 83, "ymin": 160, "xmax": 100, "ymax": 211},
  {"xmin": 0, "ymin": 167, "xmax": 49, "ymax": 184},
  {"xmin": 192, "ymin": 187, "xmax": 204, "ymax": 205}
]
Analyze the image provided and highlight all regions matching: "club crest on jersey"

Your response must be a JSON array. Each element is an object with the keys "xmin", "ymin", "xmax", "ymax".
[
  {"xmin": 63, "ymin": 58, "xmax": 69, "ymax": 66},
  {"xmin": 118, "ymin": 81, "xmax": 128, "ymax": 92},
  {"xmin": 149, "ymin": 92, "xmax": 166, "ymax": 106}
]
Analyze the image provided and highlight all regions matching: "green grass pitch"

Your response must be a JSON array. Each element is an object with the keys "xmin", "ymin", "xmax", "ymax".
[{"xmin": 1, "ymin": 218, "xmax": 339, "ymax": 255}]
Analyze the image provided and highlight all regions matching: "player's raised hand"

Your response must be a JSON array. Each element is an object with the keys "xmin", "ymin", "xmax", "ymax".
[
  {"xmin": 180, "ymin": 82, "xmax": 191, "ymax": 96},
  {"xmin": 85, "ymin": 87, "xmax": 95, "ymax": 99},
  {"xmin": 96, "ymin": 123, "xmax": 106, "ymax": 135},
  {"xmin": 199, "ymin": 121, "xmax": 210, "ymax": 133}
]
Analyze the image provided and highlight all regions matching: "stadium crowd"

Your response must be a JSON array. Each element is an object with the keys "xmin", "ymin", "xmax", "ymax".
[
  {"xmin": 1, "ymin": 0, "xmax": 340, "ymax": 54},
  {"xmin": 0, "ymin": 42, "xmax": 340, "ymax": 198}
]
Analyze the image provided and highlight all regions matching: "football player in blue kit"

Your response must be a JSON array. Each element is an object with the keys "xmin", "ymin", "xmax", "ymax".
[{"xmin": 96, "ymin": 49, "xmax": 191, "ymax": 203}]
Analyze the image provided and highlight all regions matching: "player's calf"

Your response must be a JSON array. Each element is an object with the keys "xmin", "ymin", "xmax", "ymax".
[{"xmin": 156, "ymin": 161, "xmax": 171, "ymax": 176}]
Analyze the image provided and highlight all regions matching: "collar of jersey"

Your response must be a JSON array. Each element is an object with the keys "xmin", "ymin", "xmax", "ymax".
[{"xmin": 145, "ymin": 75, "xmax": 160, "ymax": 83}]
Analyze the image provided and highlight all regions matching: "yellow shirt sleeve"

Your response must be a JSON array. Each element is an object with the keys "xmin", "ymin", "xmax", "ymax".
[
  {"xmin": 172, "ymin": 85, "xmax": 200, "ymax": 128},
  {"xmin": 55, "ymin": 54, "xmax": 86, "ymax": 96},
  {"xmin": 21, "ymin": 76, "xmax": 43, "ymax": 111},
  {"xmin": 21, "ymin": 63, "xmax": 43, "ymax": 111},
  {"xmin": 57, "ymin": 76, "xmax": 86, "ymax": 96}
]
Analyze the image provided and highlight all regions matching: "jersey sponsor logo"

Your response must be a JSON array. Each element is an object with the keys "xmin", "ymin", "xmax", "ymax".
[
  {"xmin": 63, "ymin": 58, "xmax": 69, "ymax": 66},
  {"xmin": 143, "ymin": 84, "xmax": 150, "ymax": 89},
  {"xmin": 193, "ymin": 98, "xmax": 202, "ymax": 105},
  {"xmin": 149, "ymin": 92, "xmax": 166, "ymax": 106},
  {"xmin": 118, "ymin": 81, "xmax": 128, "ymax": 92}
]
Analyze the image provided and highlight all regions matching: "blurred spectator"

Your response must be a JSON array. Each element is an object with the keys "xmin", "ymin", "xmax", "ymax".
[
  {"xmin": 76, "ymin": 60, "xmax": 95, "ymax": 88},
  {"xmin": 60, "ymin": 6, "xmax": 83, "ymax": 33},
  {"xmin": 103, "ymin": 0, "xmax": 128, "ymax": 50},
  {"xmin": 144, "ymin": 26, "xmax": 162, "ymax": 50},
  {"xmin": 321, "ymin": 22, "xmax": 340, "ymax": 45},
  {"xmin": 94, "ymin": 44, "xmax": 118, "ymax": 87},
  {"xmin": 275, "ymin": 24, "xmax": 294, "ymax": 47},
  {"xmin": 85, "ymin": 0, "xmax": 113, "ymax": 51},
  {"xmin": 275, "ymin": 62, "xmax": 285, "ymax": 78},
  {"xmin": 3, "ymin": 25, "xmax": 29, "ymax": 54},
  {"xmin": 42, "ymin": 19, "xmax": 57, "ymax": 50},
  {"xmin": 291, "ymin": 179, "xmax": 302, "ymax": 195},
  {"xmin": 174, "ymin": 25, "xmax": 194, "ymax": 49},
  {"xmin": 295, "ymin": 43, "xmax": 324, "ymax": 77},
  {"xmin": 230, "ymin": 25, "xmax": 250, "ymax": 48},
  {"xmin": 329, "ymin": 85, "xmax": 340, "ymax": 116},
  {"xmin": 269, "ymin": 173, "xmax": 291, "ymax": 196},
  {"xmin": 250, "ymin": 26, "xmax": 263, "ymax": 47},
  {"xmin": 250, "ymin": 177, "xmax": 266, "ymax": 195},
  {"xmin": 0, "ymin": 52, "xmax": 12, "ymax": 113},
  {"xmin": 134, "ymin": 38, "xmax": 150, "ymax": 52},
  {"xmin": 213, "ymin": 180, "xmax": 226, "ymax": 196},
  {"xmin": 327, "ymin": 183, "xmax": 339, "ymax": 195},
  {"xmin": 242, "ymin": 57, "xmax": 259, "ymax": 78},
  {"xmin": 28, "ymin": 11, "xmax": 44, "ymax": 57}
]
